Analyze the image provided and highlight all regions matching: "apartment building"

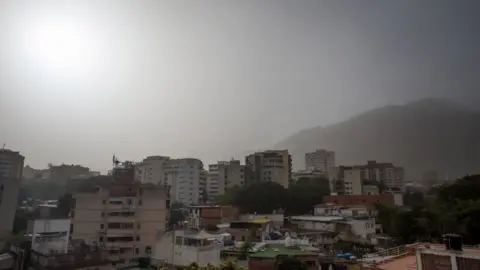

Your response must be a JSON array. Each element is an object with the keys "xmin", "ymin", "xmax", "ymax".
[
  {"xmin": 206, "ymin": 160, "xmax": 245, "ymax": 202},
  {"xmin": 245, "ymin": 150, "xmax": 292, "ymax": 188},
  {"xmin": 0, "ymin": 148, "xmax": 24, "ymax": 234},
  {"xmin": 71, "ymin": 183, "xmax": 169, "ymax": 264},
  {"xmin": 186, "ymin": 205, "xmax": 239, "ymax": 229},
  {"xmin": 328, "ymin": 161, "xmax": 405, "ymax": 195},
  {"xmin": 199, "ymin": 169, "xmax": 207, "ymax": 204},
  {"xmin": 135, "ymin": 156, "xmax": 170, "ymax": 184},
  {"xmin": 305, "ymin": 149, "xmax": 335, "ymax": 173},
  {"xmin": 163, "ymin": 158, "xmax": 203, "ymax": 206},
  {"xmin": 153, "ymin": 230, "xmax": 224, "ymax": 268},
  {"xmin": 48, "ymin": 164, "xmax": 90, "ymax": 183}
]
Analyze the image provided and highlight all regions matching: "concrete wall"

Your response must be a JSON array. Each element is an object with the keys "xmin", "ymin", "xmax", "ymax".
[{"xmin": 32, "ymin": 219, "xmax": 71, "ymax": 254}]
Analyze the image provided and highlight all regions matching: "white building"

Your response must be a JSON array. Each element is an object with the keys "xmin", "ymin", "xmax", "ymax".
[
  {"xmin": 305, "ymin": 150, "xmax": 335, "ymax": 173},
  {"xmin": 153, "ymin": 230, "xmax": 224, "ymax": 268},
  {"xmin": 314, "ymin": 204, "xmax": 376, "ymax": 218},
  {"xmin": 163, "ymin": 158, "xmax": 204, "ymax": 206},
  {"xmin": 135, "ymin": 156, "xmax": 170, "ymax": 184},
  {"xmin": 29, "ymin": 218, "xmax": 71, "ymax": 254},
  {"xmin": 292, "ymin": 169, "xmax": 326, "ymax": 182},
  {"xmin": 289, "ymin": 215, "xmax": 376, "ymax": 244},
  {"xmin": 207, "ymin": 160, "xmax": 245, "ymax": 202}
]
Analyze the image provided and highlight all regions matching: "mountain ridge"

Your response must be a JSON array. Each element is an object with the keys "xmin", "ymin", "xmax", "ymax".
[{"xmin": 275, "ymin": 98, "xmax": 480, "ymax": 179}]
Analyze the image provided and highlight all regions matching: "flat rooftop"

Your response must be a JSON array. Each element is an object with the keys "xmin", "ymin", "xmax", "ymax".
[
  {"xmin": 290, "ymin": 216, "xmax": 345, "ymax": 222},
  {"xmin": 248, "ymin": 244, "xmax": 318, "ymax": 259}
]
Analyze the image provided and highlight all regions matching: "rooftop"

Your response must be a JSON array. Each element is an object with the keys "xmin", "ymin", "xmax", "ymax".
[
  {"xmin": 290, "ymin": 216, "xmax": 345, "ymax": 222},
  {"xmin": 248, "ymin": 244, "xmax": 318, "ymax": 259}
]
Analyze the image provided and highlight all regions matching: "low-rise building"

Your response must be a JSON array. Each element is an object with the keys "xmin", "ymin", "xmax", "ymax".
[
  {"xmin": 10, "ymin": 239, "xmax": 111, "ymax": 270},
  {"xmin": 29, "ymin": 218, "xmax": 71, "ymax": 254},
  {"xmin": 314, "ymin": 204, "xmax": 376, "ymax": 218},
  {"xmin": 186, "ymin": 205, "xmax": 239, "ymax": 229},
  {"xmin": 152, "ymin": 230, "xmax": 224, "ymax": 268},
  {"xmin": 323, "ymin": 194, "xmax": 397, "ymax": 207},
  {"xmin": 362, "ymin": 236, "xmax": 480, "ymax": 270},
  {"xmin": 288, "ymin": 215, "xmax": 376, "ymax": 244},
  {"xmin": 248, "ymin": 243, "xmax": 320, "ymax": 270},
  {"xmin": 227, "ymin": 219, "xmax": 274, "ymax": 243},
  {"xmin": 239, "ymin": 213, "xmax": 284, "ymax": 228},
  {"xmin": 10, "ymin": 217, "xmax": 110, "ymax": 270}
]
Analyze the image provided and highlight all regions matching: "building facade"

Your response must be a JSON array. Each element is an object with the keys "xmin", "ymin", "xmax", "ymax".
[
  {"xmin": 163, "ymin": 158, "xmax": 204, "ymax": 206},
  {"xmin": 245, "ymin": 150, "xmax": 292, "ymax": 188},
  {"xmin": 0, "ymin": 149, "xmax": 24, "ymax": 234},
  {"xmin": 48, "ymin": 164, "xmax": 90, "ymax": 183},
  {"xmin": 206, "ymin": 160, "xmax": 245, "ymax": 202},
  {"xmin": 153, "ymin": 230, "xmax": 224, "ymax": 268},
  {"xmin": 135, "ymin": 156, "xmax": 170, "ymax": 184},
  {"xmin": 305, "ymin": 149, "xmax": 335, "ymax": 173},
  {"xmin": 72, "ymin": 183, "xmax": 169, "ymax": 263},
  {"xmin": 328, "ymin": 161, "xmax": 405, "ymax": 195},
  {"xmin": 186, "ymin": 205, "xmax": 239, "ymax": 229}
]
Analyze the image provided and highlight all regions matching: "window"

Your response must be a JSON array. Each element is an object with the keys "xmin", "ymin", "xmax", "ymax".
[
  {"xmin": 102, "ymin": 200, "xmax": 106, "ymax": 205},
  {"xmin": 138, "ymin": 199, "xmax": 143, "ymax": 206},
  {"xmin": 100, "ymin": 224, "xmax": 104, "ymax": 229},
  {"xmin": 101, "ymin": 212, "xmax": 105, "ymax": 217},
  {"xmin": 136, "ymin": 235, "xmax": 140, "ymax": 241},
  {"xmin": 137, "ymin": 223, "xmax": 141, "ymax": 229},
  {"xmin": 135, "ymin": 248, "xmax": 139, "ymax": 254}
]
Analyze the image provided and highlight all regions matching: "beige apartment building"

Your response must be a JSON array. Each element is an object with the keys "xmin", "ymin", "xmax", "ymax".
[
  {"xmin": 0, "ymin": 148, "xmax": 24, "ymax": 234},
  {"xmin": 72, "ymin": 183, "xmax": 169, "ymax": 264},
  {"xmin": 206, "ymin": 160, "xmax": 245, "ymax": 202},
  {"xmin": 245, "ymin": 150, "xmax": 292, "ymax": 188},
  {"xmin": 305, "ymin": 149, "xmax": 335, "ymax": 173},
  {"xmin": 328, "ymin": 160, "xmax": 405, "ymax": 195}
]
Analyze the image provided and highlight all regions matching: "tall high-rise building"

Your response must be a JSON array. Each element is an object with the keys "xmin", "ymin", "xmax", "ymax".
[
  {"xmin": 135, "ymin": 156, "xmax": 170, "ymax": 184},
  {"xmin": 245, "ymin": 150, "xmax": 291, "ymax": 188},
  {"xmin": 163, "ymin": 158, "xmax": 203, "ymax": 206},
  {"xmin": 72, "ymin": 183, "xmax": 168, "ymax": 263},
  {"xmin": 206, "ymin": 160, "xmax": 245, "ymax": 202},
  {"xmin": 305, "ymin": 149, "xmax": 335, "ymax": 173},
  {"xmin": 0, "ymin": 148, "xmax": 25, "ymax": 234}
]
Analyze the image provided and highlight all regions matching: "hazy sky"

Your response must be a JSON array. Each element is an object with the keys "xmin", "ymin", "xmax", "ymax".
[{"xmin": 1, "ymin": 0, "xmax": 479, "ymax": 172}]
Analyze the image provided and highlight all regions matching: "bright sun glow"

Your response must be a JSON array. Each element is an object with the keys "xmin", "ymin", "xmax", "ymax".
[{"xmin": 21, "ymin": 16, "xmax": 101, "ymax": 77}]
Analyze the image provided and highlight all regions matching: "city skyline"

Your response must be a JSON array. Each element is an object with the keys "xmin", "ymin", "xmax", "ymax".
[{"xmin": 2, "ymin": 0, "xmax": 480, "ymax": 172}]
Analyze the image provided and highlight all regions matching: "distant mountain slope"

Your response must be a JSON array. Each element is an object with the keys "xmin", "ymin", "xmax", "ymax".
[{"xmin": 275, "ymin": 98, "xmax": 480, "ymax": 179}]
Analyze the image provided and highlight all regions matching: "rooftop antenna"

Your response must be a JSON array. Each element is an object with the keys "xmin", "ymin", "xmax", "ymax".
[{"xmin": 2, "ymin": 144, "xmax": 5, "ymax": 150}]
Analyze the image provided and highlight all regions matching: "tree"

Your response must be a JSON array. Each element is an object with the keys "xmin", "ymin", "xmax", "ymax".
[
  {"xmin": 276, "ymin": 256, "xmax": 307, "ymax": 270},
  {"xmin": 284, "ymin": 177, "xmax": 329, "ymax": 215},
  {"xmin": 57, "ymin": 193, "xmax": 74, "ymax": 217},
  {"xmin": 169, "ymin": 202, "xmax": 186, "ymax": 228},
  {"xmin": 231, "ymin": 182, "xmax": 286, "ymax": 214}
]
